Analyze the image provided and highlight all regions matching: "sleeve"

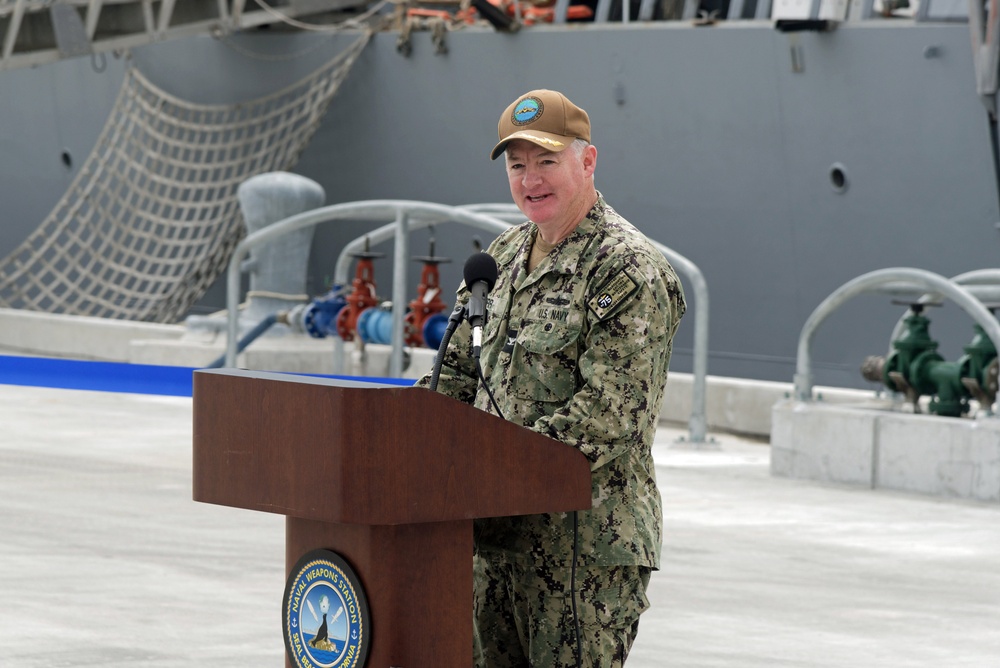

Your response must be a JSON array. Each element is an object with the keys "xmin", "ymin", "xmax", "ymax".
[{"xmin": 533, "ymin": 254, "xmax": 684, "ymax": 469}]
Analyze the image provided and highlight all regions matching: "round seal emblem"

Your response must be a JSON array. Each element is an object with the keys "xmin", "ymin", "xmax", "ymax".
[
  {"xmin": 282, "ymin": 549, "xmax": 371, "ymax": 668},
  {"xmin": 512, "ymin": 97, "xmax": 543, "ymax": 126}
]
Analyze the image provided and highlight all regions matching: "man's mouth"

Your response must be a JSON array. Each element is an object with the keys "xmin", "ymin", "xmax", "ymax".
[{"xmin": 526, "ymin": 194, "xmax": 550, "ymax": 203}]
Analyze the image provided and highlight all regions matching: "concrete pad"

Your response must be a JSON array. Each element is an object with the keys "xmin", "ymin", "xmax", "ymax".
[
  {"xmin": 2, "ymin": 383, "xmax": 999, "ymax": 667},
  {"xmin": 771, "ymin": 400, "xmax": 878, "ymax": 487},
  {"xmin": 773, "ymin": 399, "xmax": 1000, "ymax": 503},
  {"xmin": 877, "ymin": 412, "xmax": 1000, "ymax": 501},
  {"xmin": 0, "ymin": 384, "xmax": 284, "ymax": 667}
]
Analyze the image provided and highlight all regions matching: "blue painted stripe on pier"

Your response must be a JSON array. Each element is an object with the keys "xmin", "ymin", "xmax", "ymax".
[
  {"xmin": 0, "ymin": 355, "xmax": 197, "ymax": 396},
  {"xmin": 0, "ymin": 355, "xmax": 415, "ymax": 397}
]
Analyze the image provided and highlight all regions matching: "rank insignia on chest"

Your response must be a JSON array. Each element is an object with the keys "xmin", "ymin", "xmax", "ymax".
[
  {"xmin": 502, "ymin": 328, "xmax": 517, "ymax": 354},
  {"xmin": 588, "ymin": 269, "xmax": 640, "ymax": 320}
]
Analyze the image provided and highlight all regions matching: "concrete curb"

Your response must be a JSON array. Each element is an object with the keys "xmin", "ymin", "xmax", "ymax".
[{"xmin": 0, "ymin": 307, "xmax": 877, "ymax": 438}]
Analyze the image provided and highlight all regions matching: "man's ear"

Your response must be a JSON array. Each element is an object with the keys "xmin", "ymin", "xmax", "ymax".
[{"xmin": 582, "ymin": 144, "xmax": 598, "ymax": 177}]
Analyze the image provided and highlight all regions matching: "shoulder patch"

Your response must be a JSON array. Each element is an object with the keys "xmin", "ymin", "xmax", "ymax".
[{"xmin": 588, "ymin": 268, "xmax": 640, "ymax": 320}]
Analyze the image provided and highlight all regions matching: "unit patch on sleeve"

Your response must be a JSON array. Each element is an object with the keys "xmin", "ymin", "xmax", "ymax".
[{"xmin": 588, "ymin": 269, "xmax": 640, "ymax": 320}]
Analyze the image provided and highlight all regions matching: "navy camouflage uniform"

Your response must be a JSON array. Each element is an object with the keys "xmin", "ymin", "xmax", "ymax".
[{"xmin": 416, "ymin": 194, "xmax": 685, "ymax": 667}]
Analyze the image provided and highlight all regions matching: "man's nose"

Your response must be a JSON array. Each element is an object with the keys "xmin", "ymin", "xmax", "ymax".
[{"xmin": 521, "ymin": 165, "xmax": 542, "ymax": 187}]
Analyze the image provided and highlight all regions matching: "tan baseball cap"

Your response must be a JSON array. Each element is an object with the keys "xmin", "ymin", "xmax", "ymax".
[{"xmin": 490, "ymin": 89, "xmax": 591, "ymax": 160}]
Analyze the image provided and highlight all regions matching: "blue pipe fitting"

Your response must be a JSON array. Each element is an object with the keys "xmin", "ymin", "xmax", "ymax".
[
  {"xmin": 302, "ymin": 286, "xmax": 348, "ymax": 338},
  {"xmin": 422, "ymin": 312, "xmax": 449, "ymax": 350},
  {"xmin": 356, "ymin": 307, "xmax": 393, "ymax": 344}
]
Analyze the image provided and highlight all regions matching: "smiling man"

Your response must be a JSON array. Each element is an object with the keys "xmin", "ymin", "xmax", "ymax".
[{"xmin": 419, "ymin": 89, "xmax": 686, "ymax": 668}]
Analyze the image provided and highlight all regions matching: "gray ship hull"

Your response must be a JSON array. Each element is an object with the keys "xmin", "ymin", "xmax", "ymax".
[{"xmin": 1, "ymin": 21, "xmax": 995, "ymax": 388}]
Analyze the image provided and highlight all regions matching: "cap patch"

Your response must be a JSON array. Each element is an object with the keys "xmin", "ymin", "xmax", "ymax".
[
  {"xmin": 512, "ymin": 97, "xmax": 543, "ymax": 126},
  {"xmin": 588, "ymin": 269, "xmax": 639, "ymax": 320}
]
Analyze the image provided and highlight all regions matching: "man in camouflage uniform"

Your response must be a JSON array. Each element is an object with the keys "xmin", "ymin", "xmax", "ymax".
[{"xmin": 416, "ymin": 89, "xmax": 685, "ymax": 667}]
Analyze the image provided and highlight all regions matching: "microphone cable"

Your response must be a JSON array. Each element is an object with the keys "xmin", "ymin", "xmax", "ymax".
[
  {"xmin": 572, "ymin": 509, "xmax": 581, "ymax": 668},
  {"xmin": 429, "ymin": 304, "xmax": 466, "ymax": 392},
  {"xmin": 476, "ymin": 357, "xmax": 504, "ymax": 418}
]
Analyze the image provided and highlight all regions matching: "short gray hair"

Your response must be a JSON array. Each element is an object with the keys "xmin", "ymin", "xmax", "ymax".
[{"xmin": 569, "ymin": 138, "xmax": 590, "ymax": 157}]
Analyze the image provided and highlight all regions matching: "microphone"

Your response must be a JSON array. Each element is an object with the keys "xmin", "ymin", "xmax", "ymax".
[{"xmin": 463, "ymin": 252, "xmax": 499, "ymax": 359}]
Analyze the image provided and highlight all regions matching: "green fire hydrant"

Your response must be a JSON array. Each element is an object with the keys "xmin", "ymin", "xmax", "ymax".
[{"xmin": 861, "ymin": 305, "xmax": 999, "ymax": 417}]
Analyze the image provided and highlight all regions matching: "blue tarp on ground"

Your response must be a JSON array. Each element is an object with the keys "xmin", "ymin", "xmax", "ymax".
[{"xmin": 0, "ymin": 355, "xmax": 414, "ymax": 397}]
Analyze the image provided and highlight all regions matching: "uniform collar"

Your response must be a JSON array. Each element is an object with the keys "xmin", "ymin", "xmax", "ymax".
[
  {"xmin": 530, "ymin": 192, "xmax": 606, "ymax": 276},
  {"xmin": 491, "ymin": 193, "xmax": 607, "ymax": 279}
]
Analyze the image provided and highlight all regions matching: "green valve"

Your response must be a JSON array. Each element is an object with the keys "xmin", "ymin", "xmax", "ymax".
[{"xmin": 860, "ymin": 304, "xmax": 998, "ymax": 417}]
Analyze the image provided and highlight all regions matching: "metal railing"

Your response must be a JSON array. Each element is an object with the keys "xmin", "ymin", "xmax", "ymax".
[
  {"xmin": 888, "ymin": 269, "xmax": 1000, "ymax": 345},
  {"xmin": 225, "ymin": 200, "xmax": 511, "ymax": 369},
  {"xmin": 225, "ymin": 199, "xmax": 711, "ymax": 443}
]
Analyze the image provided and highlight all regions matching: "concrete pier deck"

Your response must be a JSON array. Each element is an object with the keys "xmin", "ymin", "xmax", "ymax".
[{"xmin": 2, "ymin": 382, "xmax": 998, "ymax": 667}]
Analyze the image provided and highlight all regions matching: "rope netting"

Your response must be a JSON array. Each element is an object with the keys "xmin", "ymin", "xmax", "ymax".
[{"xmin": 0, "ymin": 31, "xmax": 370, "ymax": 323}]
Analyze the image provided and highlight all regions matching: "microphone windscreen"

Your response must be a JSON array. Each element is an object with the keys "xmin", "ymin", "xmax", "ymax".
[{"xmin": 463, "ymin": 252, "xmax": 499, "ymax": 290}]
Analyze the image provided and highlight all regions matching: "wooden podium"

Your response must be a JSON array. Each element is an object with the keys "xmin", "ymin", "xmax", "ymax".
[{"xmin": 192, "ymin": 368, "xmax": 591, "ymax": 668}]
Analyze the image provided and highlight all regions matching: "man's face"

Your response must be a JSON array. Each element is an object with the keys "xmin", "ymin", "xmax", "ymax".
[{"xmin": 504, "ymin": 139, "xmax": 596, "ymax": 238}]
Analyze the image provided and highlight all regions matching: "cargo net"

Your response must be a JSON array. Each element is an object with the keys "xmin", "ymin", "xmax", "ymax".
[{"xmin": 0, "ymin": 31, "xmax": 369, "ymax": 323}]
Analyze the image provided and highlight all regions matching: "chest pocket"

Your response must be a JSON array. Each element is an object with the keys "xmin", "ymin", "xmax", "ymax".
[
  {"xmin": 511, "ymin": 320, "xmax": 582, "ymax": 403},
  {"xmin": 481, "ymin": 290, "xmax": 511, "ymax": 352}
]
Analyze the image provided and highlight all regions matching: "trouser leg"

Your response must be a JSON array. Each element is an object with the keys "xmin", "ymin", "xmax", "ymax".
[
  {"xmin": 474, "ymin": 555, "xmax": 530, "ymax": 668},
  {"xmin": 475, "ymin": 555, "xmax": 651, "ymax": 668}
]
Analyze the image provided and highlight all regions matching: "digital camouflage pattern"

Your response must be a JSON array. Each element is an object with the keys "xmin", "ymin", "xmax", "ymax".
[
  {"xmin": 416, "ymin": 194, "xmax": 686, "ymax": 569},
  {"xmin": 473, "ymin": 555, "xmax": 651, "ymax": 668}
]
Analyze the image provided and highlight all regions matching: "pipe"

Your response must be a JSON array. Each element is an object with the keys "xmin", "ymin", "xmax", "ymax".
[
  {"xmin": 357, "ymin": 308, "xmax": 393, "ymax": 344},
  {"xmin": 207, "ymin": 313, "xmax": 279, "ymax": 369},
  {"xmin": 390, "ymin": 211, "xmax": 409, "ymax": 376},
  {"xmin": 650, "ymin": 240, "xmax": 710, "ymax": 445},
  {"xmin": 423, "ymin": 312, "xmax": 449, "ymax": 350}
]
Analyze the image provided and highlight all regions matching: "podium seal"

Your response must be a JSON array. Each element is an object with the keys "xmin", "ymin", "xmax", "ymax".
[{"xmin": 282, "ymin": 549, "xmax": 371, "ymax": 668}]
